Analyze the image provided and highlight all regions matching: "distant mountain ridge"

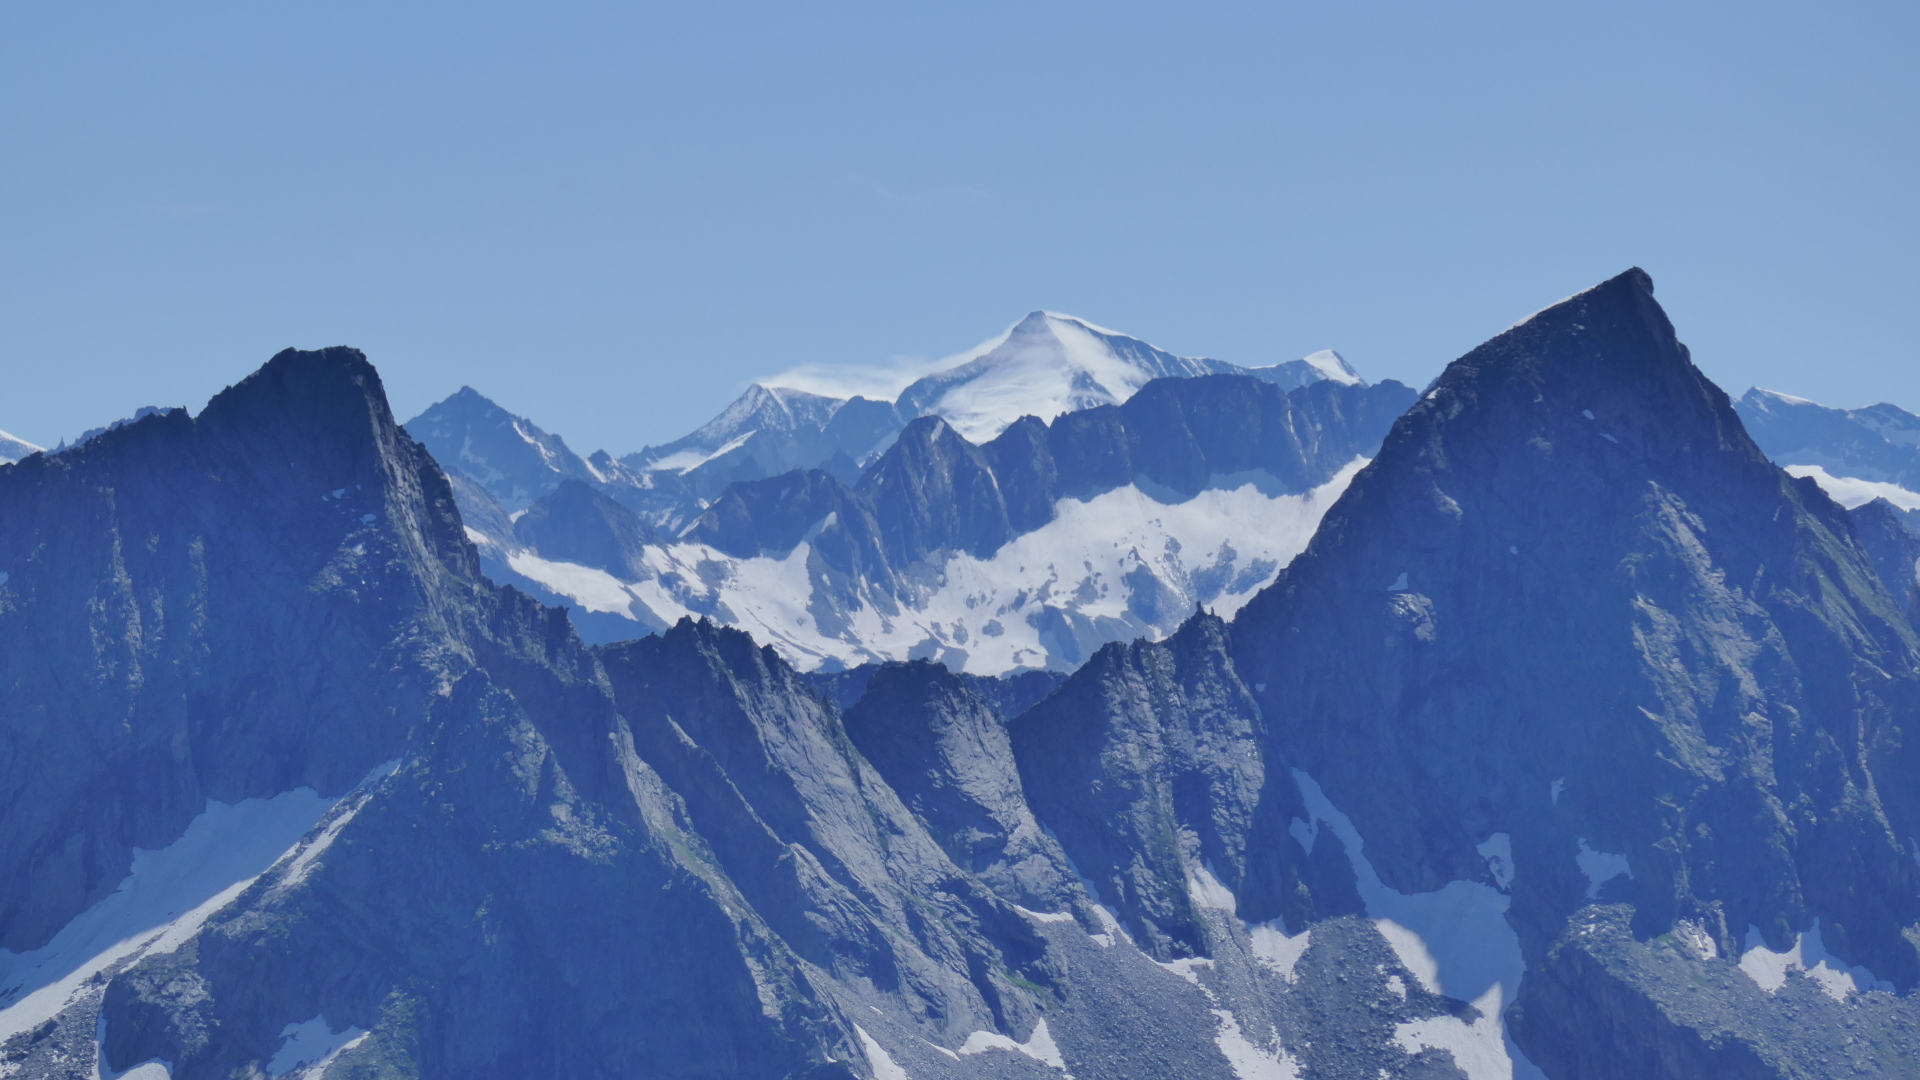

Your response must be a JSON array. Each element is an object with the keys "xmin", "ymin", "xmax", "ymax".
[
  {"xmin": 405, "ymin": 310, "xmax": 1368, "ymax": 531},
  {"xmin": 461, "ymin": 372, "xmax": 1416, "ymax": 673},
  {"xmin": 1735, "ymin": 388, "xmax": 1920, "ymax": 534},
  {"xmin": 0, "ymin": 430, "xmax": 40, "ymax": 465},
  {"xmin": 403, "ymin": 312, "xmax": 1396, "ymax": 669},
  {"xmin": 11, "ymin": 273, "xmax": 1920, "ymax": 1078}
]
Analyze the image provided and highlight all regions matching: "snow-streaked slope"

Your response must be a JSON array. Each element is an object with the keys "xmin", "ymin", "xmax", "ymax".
[
  {"xmin": 1736, "ymin": 388, "xmax": 1920, "ymax": 520},
  {"xmin": 504, "ymin": 459, "xmax": 1365, "ymax": 674},
  {"xmin": 404, "ymin": 387, "xmax": 601, "ymax": 512},
  {"xmin": 0, "ymin": 430, "xmax": 42, "ymax": 465},
  {"xmin": 892, "ymin": 312, "xmax": 1242, "ymax": 443},
  {"xmin": 1783, "ymin": 464, "xmax": 1920, "ymax": 512},
  {"xmin": 627, "ymin": 384, "xmax": 850, "ymax": 471},
  {"xmin": 0, "ymin": 790, "xmax": 340, "ymax": 1043}
]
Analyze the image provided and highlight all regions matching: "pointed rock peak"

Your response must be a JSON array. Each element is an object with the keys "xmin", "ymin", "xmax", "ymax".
[
  {"xmin": 205, "ymin": 346, "xmax": 397, "ymax": 436},
  {"xmin": 1006, "ymin": 310, "xmax": 1064, "ymax": 343},
  {"xmin": 1300, "ymin": 349, "xmax": 1363, "ymax": 386},
  {"xmin": 892, "ymin": 412, "xmax": 966, "ymax": 447},
  {"xmin": 1405, "ymin": 267, "xmax": 1755, "ymax": 462},
  {"xmin": 1742, "ymin": 387, "xmax": 1820, "ymax": 411}
]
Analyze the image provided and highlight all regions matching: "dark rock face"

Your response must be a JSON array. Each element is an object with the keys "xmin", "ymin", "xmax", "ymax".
[
  {"xmin": 13, "ymin": 272, "xmax": 1920, "ymax": 1078},
  {"xmin": 1233, "ymin": 268, "xmax": 1920, "ymax": 1072},
  {"xmin": 1012, "ymin": 614, "xmax": 1269, "ymax": 960},
  {"xmin": 511, "ymin": 478, "xmax": 660, "ymax": 577},
  {"xmin": 843, "ymin": 662, "xmax": 1076, "ymax": 909},
  {"xmin": 1851, "ymin": 498, "xmax": 1920, "ymax": 622},
  {"xmin": 0, "ymin": 348, "xmax": 479, "ymax": 954},
  {"xmin": 694, "ymin": 373, "xmax": 1418, "ymax": 577},
  {"xmin": 858, "ymin": 416, "xmax": 1018, "ymax": 565}
]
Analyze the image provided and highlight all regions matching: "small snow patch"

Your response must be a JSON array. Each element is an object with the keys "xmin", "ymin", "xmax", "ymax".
[
  {"xmin": 268, "ymin": 1016, "xmax": 368, "ymax": 1076},
  {"xmin": 0, "ymin": 789, "xmax": 336, "ymax": 1044},
  {"xmin": 855, "ymin": 1025, "xmax": 912, "ymax": 1080},
  {"xmin": 1738, "ymin": 919, "xmax": 1892, "ymax": 1001},
  {"xmin": 1188, "ymin": 864, "xmax": 1237, "ymax": 912},
  {"xmin": 1288, "ymin": 816, "xmax": 1318, "ymax": 854},
  {"xmin": 1211, "ymin": 1006, "xmax": 1302, "ymax": 1079},
  {"xmin": 1784, "ymin": 465, "xmax": 1920, "ymax": 512},
  {"xmin": 959, "ymin": 1018, "xmax": 1069, "ymax": 1071},
  {"xmin": 1012, "ymin": 905, "xmax": 1076, "ymax": 924},
  {"xmin": 1155, "ymin": 956, "xmax": 1214, "ymax": 986},
  {"xmin": 1575, "ymin": 839, "xmax": 1631, "ymax": 899},
  {"xmin": 1476, "ymin": 834, "xmax": 1513, "ymax": 892},
  {"xmin": 1392, "ymin": 985, "xmax": 1514, "ymax": 1080},
  {"xmin": 1247, "ymin": 920, "xmax": 1311, "ymax": 983}
]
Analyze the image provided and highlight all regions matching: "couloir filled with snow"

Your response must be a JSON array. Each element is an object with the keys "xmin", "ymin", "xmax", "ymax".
[{"xmin": 499, "ymin": 460, "xmax": 1366, "ymax": 674}]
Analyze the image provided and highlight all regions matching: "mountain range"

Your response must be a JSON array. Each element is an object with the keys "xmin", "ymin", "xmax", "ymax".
[
  {"xmin": 4, "ymin": 271, "xmax": 1920, "ymax": 1079},
  {"xmin": 404, "ymin": 313, "xmax": 1406, "ymax": 672}
]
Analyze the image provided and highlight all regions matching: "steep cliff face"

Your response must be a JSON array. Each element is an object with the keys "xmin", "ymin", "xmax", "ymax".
[
  {"xmin": 1233, "ymin": 268, "xmax": 1920, "ymax": 1073},
  {"xmin": 1851, "ymin": 498, "xmax": 1920, "ymax": 623},
  {"xmin": 0, "ymin": 348, "xmax": 481, "ymax": 954},
  {"xmin": 97, "ymin": 604, "xmax": 858, "ymax": 1080},
  {"xmin": 11, "ymin": 273, "xmax": 1920, "ymax": 1079},
  {"xmin": 842, "ymin": 661, "xmax": 1076, "ymax": 911},
  {"xmin": 511, "ymin": 477, "xmax": 661, "ymax": 577},
  {"xmin": 578, "ymin": 372, "xmax": 1418, "ymax": 674},
  {"xmin": 1011, "ymin": 614, "xmax": 1270, "ymax": 960}
]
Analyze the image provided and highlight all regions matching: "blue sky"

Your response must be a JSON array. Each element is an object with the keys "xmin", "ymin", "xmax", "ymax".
[{"xmin": 3, "ymin": 1, "xmax": 1914, "ymax": 455}]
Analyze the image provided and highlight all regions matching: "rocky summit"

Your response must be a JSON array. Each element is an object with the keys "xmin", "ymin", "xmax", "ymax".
[{"xmin": 5, "ymin": 271, "xmax": 1920, "ymax": 1079}]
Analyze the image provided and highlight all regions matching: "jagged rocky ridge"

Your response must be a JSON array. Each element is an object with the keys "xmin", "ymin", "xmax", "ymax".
[
  {"xmin": 1735, "ymin": 388, "xmax": 1920, "ymax": 535},
  {"xmin": 469, "ymin": 372, "xmax": 1415, "ymax": 674},
  {"xmin": 5, "ymin": 270, "xmax": 1920, "ymax": 1078},
  {"xmin": 405, "ymin": 313, "xmax": 1370, "ymax": 534}
]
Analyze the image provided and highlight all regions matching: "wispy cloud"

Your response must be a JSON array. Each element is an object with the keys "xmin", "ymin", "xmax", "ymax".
[{"xmin": 757, "ymin": 321, "xmax": 1017, "ymax": 401}]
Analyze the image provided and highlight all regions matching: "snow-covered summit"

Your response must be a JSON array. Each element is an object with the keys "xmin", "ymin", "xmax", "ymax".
[
  {"xmin": 0, "ymin": 429, "xmax": 42, "ymax": 465},
  {"xmin": 1248, "ymin": 349, "xmax": 1365, "ymax": 391},
  {"xmin": 627, "ymin": 383, "xmax": 852, "ymax": 473},
  {"xmin": 892, "ymin": 311, "xmax": 1243, "ymax": 443}
]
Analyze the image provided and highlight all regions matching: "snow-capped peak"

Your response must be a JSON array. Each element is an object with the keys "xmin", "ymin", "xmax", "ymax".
[
  {"xmin": 1299, "ymin": 349, "xmax": 1363, "ymax": 386},
  {"xmin": 0, "ymin": 428, "xmax": 43, "ymax": 465},
  {"xmin": 629, "ymin": 383, "xmax": 847, "ymax": 472},
  {"xmin": 1744, "ymin": 387, "xmax": 1819, "ymax": 411},
  {"xmin": 893, "ymin": 311, "xmax": 1239, "ymax": 443}
]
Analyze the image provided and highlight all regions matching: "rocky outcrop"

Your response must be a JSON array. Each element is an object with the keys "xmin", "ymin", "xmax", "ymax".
[
  {"xmin": 12, "ymin": 272, "xmax": 1920, "ymax": 1078},
  {"xmin": 1851, "ymin": 497, "xmax": 1920, "ymax": 622},
  {"xmin": 1234, "ymin": 268, "xmax": 1920, "ymax": 1069},
  {"xmin": 512, "ymin": 478, "xmax": 661, "ymax": 577},
  {"xmin": 0, "ymin": 348, "xmax": 480, "ymax": 954}
]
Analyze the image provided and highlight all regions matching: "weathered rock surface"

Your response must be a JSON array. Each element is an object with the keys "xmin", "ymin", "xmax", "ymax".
[{"xmin": 10, "ymin": 271, "xmax": 1920, "ymax": 1078}]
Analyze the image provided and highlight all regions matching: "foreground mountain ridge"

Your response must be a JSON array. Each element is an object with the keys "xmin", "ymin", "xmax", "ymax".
[{"xmin": 5, "ymin": 271, "xmax": 1920, "ymax": 1077}]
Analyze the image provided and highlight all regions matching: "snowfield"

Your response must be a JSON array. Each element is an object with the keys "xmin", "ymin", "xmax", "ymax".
[{"xmin": 506, "ymin": 459, "xmax": 1366, "ymax": 674}]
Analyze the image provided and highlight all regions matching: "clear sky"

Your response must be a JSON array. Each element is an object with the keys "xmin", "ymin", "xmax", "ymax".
[{"xmin": 3, "ymin": 1, "xmax": 1915, "ymax": 455}]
